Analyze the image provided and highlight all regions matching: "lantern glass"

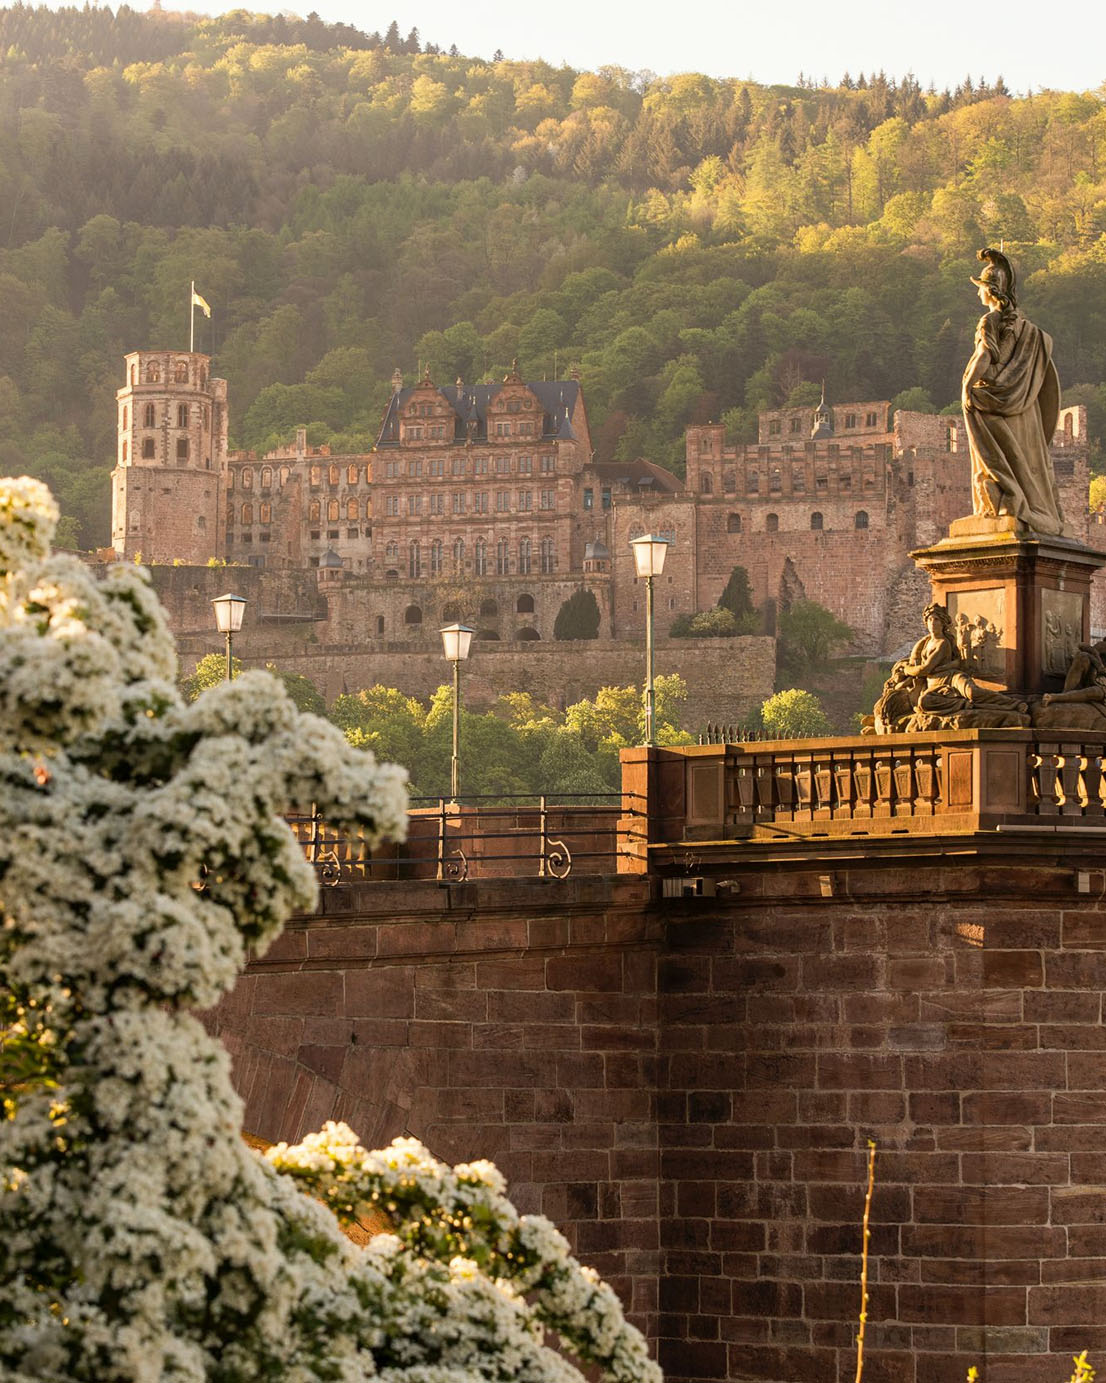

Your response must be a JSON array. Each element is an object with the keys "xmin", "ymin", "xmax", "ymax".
[
  {"xmin": 440, "ymin": 622, "xmax": 474, "ymax": 662},
  {"xmin": 630, "ymin": 534, "xmax": 670, "ymax": 579},
  {"xmin": 211, "ymin": 593, "xmax": 247, "ymax": 634}
]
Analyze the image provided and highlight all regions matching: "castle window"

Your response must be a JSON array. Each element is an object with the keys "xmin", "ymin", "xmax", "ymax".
[
  {"xmin": 385, "ymin": 460, "xmax": 399, "ymax": 478},
  {"xmin": 540, "ymin": 489, "xmax": 554, "ymax": 510},
  {"xmin": 310, "ymin": 465, "xmax": 321, "ymax": 487},
  {"xmin": 723, "ymin": 471, "xmax": 736, "ymax": 494},
  {"xmin": 429, "ymin": 458, "xmax": 444, "ymax": 477},
  {"xmin": 766, "ymin": 513, "xmax": 779, "ymax": 533},
  {"xmin": 130, "ymin": 364, "xmax": 137, "ymax": 385},
  {"xmin": 407, "ymin": 494, "xmax": 423, "ymax": 516},
  {"xmin": 473, "ymin": 492, "xmax": 488, "ymax": 514},
  {"xmin": 385, "ymin": 541, "xmax": 398, "ymax": 560},
  {"xmin": 855, "ymin": 511, "xmax": 869, "ymax": 529},
  {"xmin": 518, "ymin": 456, "xmax": 532, "ymax": 474},
  {"xmin": 177, "ymin": 404, "xmax": 188, "ymax": 428},
  {"xmin": 142, "ymin": 438, "xmax": 156, "ymax": 459},
  {"xmin": 407, "ymin": 459, "xmax": 423, "ymax": 478},
  {"xmin": 404, "ymin": 603, "xmax": 422, "ymax": 625},
  {"xmin": 430, "ymin": 493, "xmax": 444, "ymax": 515},
  {"xmin": 770, "ymin": 468, "xmax": 781, "ymax": 493},
  {"xmin": 122, "ymin": 440, "xmax": 128, "ymax": 461},
  {"xmin": 176, "ymin": 439, "xmax": 189, "ymax": 461},
  {"xmin": 496, "ymin": 490, "xmax": 510, "ymax": 512},
  {"xmin": 328, "ymin": 499, "xmax": 340, "ymax": 522},
  {"xmin": 430, "ymin": 539, "xmax": 443, "ymax": 576},
  {"xmin": 769, "ymin": 419, "xmax": 781, "ymax": 435},
  {"xmin": 748, "ymin": 472, "xmax": 759, "ymax": 493},
  {"xmin": 840, "ymin": 474, "xmax": 852, "ymax": 491},
  {"xmin": 584, "ymin": 488, "xmax": 594, "ymax": 509},
  {"xmin": 517, "ymin": 593, "xmax": 535, "ymax": 614},
  {"xmin": 866, "ymin": 411, "xmax": 878, "ymax": 427},
  {"xmin": 700, "ymin": 473, "xmax": 713, "ymax": 494},
  {"xmin": 699, "ymin": 434, "xmax": 712, "ymax": 453},
  {"xmin": 348, "ymin": 465, "xmax": 359, "ymax": 485},
  {"xmin": 261, "ymin": 467, "xmax": 272, "ymax": 489},
  {"xmin": 496, "ymin": 456, "xmax": 510, "ymax": 474},
  {"xmin": 408, "ymin": 542, "xmax": 421, "ymax": 579},
  {"xmin": 864, "ymin": 475, "xmax": 875, "ymax": 490},
  {"xmin": 793, "ymin": 470, "xmax": 805, "ymax": 492},
  {"xmin": 386, "ymin": 496, "xmax": 399, "ymax": 516},
  {"xmin": 144, "ymin": 403, "xmax": 156, "ymax": 428},
  {"xmin": 259, "ymin": 503, "xmax": 271, "ymax": 525},
  {"xmin": 845, "ymin": 413, "xmax": 857, "ymax": 428},
  {"xmin": 790, "ymin": 418, "xmax": 802, "ymax": 433},
  {"xmin": 329, "ymin": 465, "xmax": 340, "ymax": 486},
  {"xmin": 174, "ymin": 362, "xmax": 188, "ymax": 383},
  {"xmin": 540, "ymin": 455, "xmax": 555, "ymax": 473},
  {"xmin": 474, "ymin": 456, "xmax": 488, "ymax": 475},
  {"xmin": 481, "ymin": 598, "xmax": 498, "ymax": 617},
  {"xmin": 452, "ymin": 493, "xmax": 465, "ymax": 514},
  {"xmin": 540, "ymin": 538, "xmax": 555, "ymax": 574},
  {"xmin": 347, "ymin": 498, "xmax": 358, "ymax": 520},
  {"xmin": 602, "ymin": 487, "xmax": 611, "ymax": 509},
  {"xmin": 309, "ymin": 500, "xmax": 321, "ymax": 522},
  {"xmin": 347, "ymin": 528, "xmax": 358, "ymax": 539},
  {"xmin": 496, "ymin": 422, "xmax": 510, "ymax": 436},
  {"xmin": 365, "ymin": 498, "xmax": 372, "ymax": 519},
  {"xmin": 145, "ymin": 363, "xmax": 160, "ymax": 383},
  {"xmin": 518, "ymin": 490, "xmax": 532, "ymax": 511},
  {"xmin": 376, "ymin": 616, "xmax": 385, "ymax": 634},
  {"xmin": 518, "ymin": 538, "xmax": 532, "ymax": 575},
  {"xmin": 811, "ymin": 511, "xmax": 824, "ymax": 530},
  {"xmin": 454, "ymin": 537, "xmax": 467, "ymax": 572},
  {"xmin": 240, "ymin": 503, "xmax": 253, "ymax": 524},
  {"xmin": 451, "ymin": 456, "xmax": 465, "ymax": 476},
  {"xmin": 122, "ymin": 406, "xmax": 128, "ymax": 429},
  {"xmin": 241, "ymin": 469, "xmax": 252, "ymax": 489},
  {"xmin": 727, "ymin": 513, "xmax": 742, "ymax": 533},
  {"xmin": 497, "ymin": 539, "xmax": 509, "ymax": 575}
]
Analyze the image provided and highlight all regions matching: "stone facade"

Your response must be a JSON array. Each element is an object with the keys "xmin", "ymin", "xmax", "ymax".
[
  {"xmin": 111, "ymin": 350, "xmax": 228, "ymax": 564},
  {"xmin": 207, "ymin": 838, "xmax": 1106, "ymax": 1383},
  {"xmin": 110, "ymin": 356, "xmax": 1094, "ymax": 657}
]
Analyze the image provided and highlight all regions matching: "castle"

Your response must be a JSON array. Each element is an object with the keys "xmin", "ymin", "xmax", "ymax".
[{"xmin": 110, "ymin": 352, "xmax": 1094, "ymax": 661}]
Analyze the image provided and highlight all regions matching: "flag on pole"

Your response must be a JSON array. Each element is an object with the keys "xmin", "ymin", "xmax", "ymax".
[{"xmin": 191, "ymin": 288, "xmax": 211, "ymax": 318}]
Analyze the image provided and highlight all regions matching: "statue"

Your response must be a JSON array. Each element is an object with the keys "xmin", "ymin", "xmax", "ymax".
[
  {"xmin": 1032, "ymin": 636, "xmax": 1106, "ymax": 729},
  {"xmin": 869, "ymin": 603, "xmax": 1029, "ymax": 733},
  {"xmin": 962, "ymin": 247, "xmax": 1066, "ymax": 537}
]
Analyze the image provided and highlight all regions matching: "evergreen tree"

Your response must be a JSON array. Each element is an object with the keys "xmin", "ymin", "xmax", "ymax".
[{"xmin": 553, "ymin": 588, "xmax": 601, "ymax": 640}]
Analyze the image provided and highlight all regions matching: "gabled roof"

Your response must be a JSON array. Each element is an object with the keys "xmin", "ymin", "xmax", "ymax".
[
  {"xmin": 375, "ymin": 379, "xmax": 582, "ymax": 447},
  {"xmin": 589, "ymin": 456, "xmax": 684, "ymax": 496}
]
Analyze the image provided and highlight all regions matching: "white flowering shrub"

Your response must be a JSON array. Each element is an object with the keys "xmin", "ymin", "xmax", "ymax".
[{"xmin": 0, "ymin": 478, "xmax": 662, "ymax": 1383}]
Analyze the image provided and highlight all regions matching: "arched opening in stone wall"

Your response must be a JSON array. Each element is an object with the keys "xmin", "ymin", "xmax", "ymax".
[
  {"xmin": 480, "ymin": 598, "xmax": 498, "ymax": 617},
  {"xmin": 855, "ymin": 511, "xmax": 869, "ymax": 529},
  {"xmin": 476, "ymin": 629, "xmax": 500, "ymax": 641},
  {"xmin": 404, "ymin": 605, "xmax": 422, "ymax": 625},
  {"xmin": 727, "ymin": 513, "xmax": 742, "ymax": 533},
  {"xmin": 516, "ymin": 627, "xmax": 540, "ymax": 641},
  {"xmin": 766, "ymin": 513, "xmax": 779, "ymax": 533},
  {"xmin": 516, "ymin": 594, "xmax": 535, "ymax": 614},
  {"xmin": 810, "ymin": 512, "xmax": 824, "ymax": 530}
]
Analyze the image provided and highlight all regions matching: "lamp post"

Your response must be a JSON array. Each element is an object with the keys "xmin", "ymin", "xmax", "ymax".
[
  {"xmin": 440, "ymin": 623, "xmax": 474, "ymax": 800},
  {"xmin": 629, "ymin": 534, "xmax": 670, "ymax": 747},
  {"xmin": 211, "ymin": 593, "xmax": 247, "ymax": 682}
]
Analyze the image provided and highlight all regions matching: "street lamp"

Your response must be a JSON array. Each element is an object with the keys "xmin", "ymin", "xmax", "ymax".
[
  {"xmin": 629, "ymin": 534, "xmax": 670, "ymax": 747},
  {"xmin": 211, "ymin": 592, "xmax": 247, "ymax": 682},
  {"xmin": 440, "ymin": 622, "xmax": 474, "ymax": 799}
]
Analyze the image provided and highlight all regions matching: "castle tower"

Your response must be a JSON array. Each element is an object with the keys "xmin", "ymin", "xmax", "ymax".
[{"xmin": 111, "ymin": 350, "xmax": 228, "ymax": 563}]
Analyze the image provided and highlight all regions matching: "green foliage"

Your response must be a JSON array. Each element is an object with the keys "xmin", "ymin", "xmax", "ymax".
[
  {"xmin": 777, "ymin": 599, "xmax": 854, "ymax": 672},
  {"xmin": 717, "ymin": 566, "xmax": 759, "ymax": 625},
  {"xmin": 0, "ymin": 13, "xmax": 1104, "ymax": 544},
  {"xmin": 264, "ymin": 664, "xmax": 325, "ymax": 715},
  {"xmin": 671, "ymin": 607, "xmax": 739, "ymax": 637},
  {"xmin": 760, "ymin": 688, "xmax": 832, "ymax": 739},
  {"xmin": 553, "ymin": 588, "xmax": 601, "ymax": 640},
  {"xmin": 180, "ymin": 650, "xmax": 240, "ymax": 700},
  {"xmin": 330, "ymin": 675, "xmax": 691, "ymax": 796}
]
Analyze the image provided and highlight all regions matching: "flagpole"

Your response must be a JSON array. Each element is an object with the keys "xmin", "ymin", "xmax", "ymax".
[{"xmin": 190, "ymin": 280, "xmax": 195, "ymax": 353}]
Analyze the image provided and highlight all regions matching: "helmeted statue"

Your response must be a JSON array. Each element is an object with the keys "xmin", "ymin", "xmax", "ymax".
[{"xmin": 962, "ymin": 247, "xmax": 1066, "ymax": 536}]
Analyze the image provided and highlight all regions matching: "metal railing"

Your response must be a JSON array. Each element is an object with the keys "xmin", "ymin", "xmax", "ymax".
[{"xmin": 287, "ymin": 792, "xmax": 642, "ymax": 885}]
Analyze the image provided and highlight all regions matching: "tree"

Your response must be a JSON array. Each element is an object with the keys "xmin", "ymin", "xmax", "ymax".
[
  {"xmin": 777, "ymin": 598, "xmax": 853, "ymax": 671},
  {"xmin": 554, "ymin": 588, "xmax": 601, "ymax": 640},
  {"xmin": 180, "ymin": 649, "xmax": 242, "ymax": 699},
  {"xmin": 265, "ymin": 663, "xmax": 325, "ymax": 715},
  {"xmin": 0, "ymin": 476, "xmax": 660, "ymax": 1383},
  {"xmin": 717, "ymin": 565, "xmax": 758, "ymax": 626},
  {"xmin": 760, "ymin": 688, "xmax": 833, "ymax": 738}
]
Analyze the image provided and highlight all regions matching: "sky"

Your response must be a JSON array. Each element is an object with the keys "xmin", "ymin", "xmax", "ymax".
[{"xmin": 193, "ymin": 0, "xmax": 1105, "ymax": 94}]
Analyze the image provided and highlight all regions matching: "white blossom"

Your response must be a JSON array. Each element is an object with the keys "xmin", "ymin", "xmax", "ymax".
[{"xmin": 0, "ymin": 476, "xmax": 658, "ymax": 1383}]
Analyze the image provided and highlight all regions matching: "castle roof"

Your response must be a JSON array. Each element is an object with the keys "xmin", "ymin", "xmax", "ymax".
[
  {"xmin": 375, "ymin": 379, "xmax": 583, "ymax": 447},
  {"xmin": 589, "ymin": 456, "xmax": 683, "ymax": 496}
]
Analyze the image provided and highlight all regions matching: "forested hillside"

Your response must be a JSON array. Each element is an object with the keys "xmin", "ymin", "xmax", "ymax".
[{"xmin": 1, "ymin": 3, "xmax": 1105, "ymax": 547}]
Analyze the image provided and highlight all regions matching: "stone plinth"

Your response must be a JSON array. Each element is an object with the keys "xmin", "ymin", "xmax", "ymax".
[{"xmin": 911, "ymin": 521, "xmax": 1106, "ymax": 696}]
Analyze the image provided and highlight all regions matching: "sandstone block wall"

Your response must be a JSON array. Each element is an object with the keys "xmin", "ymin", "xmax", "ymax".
[{"xmin": 206, "ymin": 849, "xmax": 1106, "ymax": 1383}]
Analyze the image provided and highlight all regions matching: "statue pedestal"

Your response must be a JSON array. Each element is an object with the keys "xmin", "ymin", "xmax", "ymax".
[{"xmin": 911, "ymin": 520, "xmax": 1106, "ymax": 696}]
